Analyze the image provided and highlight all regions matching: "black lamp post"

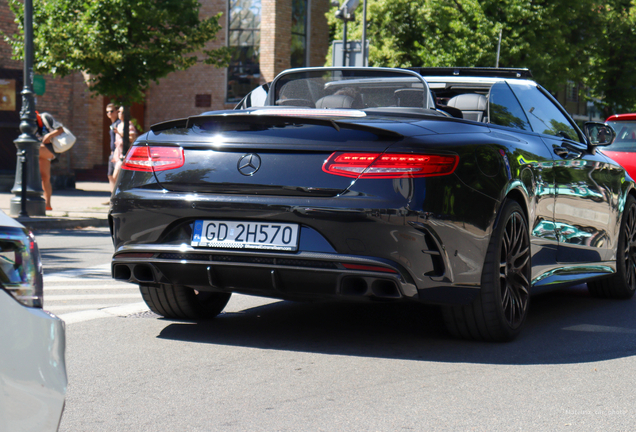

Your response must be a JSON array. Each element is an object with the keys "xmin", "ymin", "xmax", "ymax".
[
  {"xmin": 10, "ymin": 0, "xmax": 45, "ymax": 217},
  {"xmin": 342, "ymin": 16, "xmax": 348, "ymax": 67}
]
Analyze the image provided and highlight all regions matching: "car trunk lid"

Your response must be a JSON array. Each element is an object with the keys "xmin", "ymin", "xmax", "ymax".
[{"xmin": 146, "ymin": 113, "xmax": 406, "ymax": 197}]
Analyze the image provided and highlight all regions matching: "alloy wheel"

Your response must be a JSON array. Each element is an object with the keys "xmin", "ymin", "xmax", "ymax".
[
  {"xmin": 499, "ymin": 211, "xmax": 530, "ymax": 328},
  {"xmin": 623, "ymin": 202, "xmax": 636, "ymax": 291}
]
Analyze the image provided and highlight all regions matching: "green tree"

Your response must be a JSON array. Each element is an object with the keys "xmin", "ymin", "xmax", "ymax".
[
  {"xmin": 584, "ymin": 2, "xmax": 636, "ymax": 117},
  {"xmin": 3, "ymin": 0, "xmax": 230, "ymax": 147},
  {"xmin": 480, "ymin": 0, "xmax": 602, "ymax": 93},
  {"xmin": 328, "ymin": 0, "xmax": 636, "ymax": 113},
  {"xmin": 328, "ymin": 0, "xmax": 498, "ymax": 68}
]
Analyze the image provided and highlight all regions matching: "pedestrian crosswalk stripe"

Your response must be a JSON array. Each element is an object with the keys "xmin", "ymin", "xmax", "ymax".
[
  {"xmin": 41, "ymin": 263, "xmax": 148, "ymax": 323},
  {"xmin": 45, "ymin": 284, "xmax": 135, "ymax": 290},
  {"xmin": 45, "ymin": 303, "xmax": 126, "ymax": 311},
  {"xmin": 43, "ymin": 263, "xmax": 111, "ymax": 282},
  {"xmin": 59, "ymin": 302, "xmax": 149, "ymax": 325},
  {"xmin": 46, "ymin": 293, "xmax": 142, "ymax": 301}
]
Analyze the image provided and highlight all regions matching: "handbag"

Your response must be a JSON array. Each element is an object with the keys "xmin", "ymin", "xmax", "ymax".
[
  {"xmin": 51, "ymin": 127, "xmax": 76, "ymax": 153},
  {"xmin": 41, "ymin": 114, "xmax": 76, "ymax": 153}
]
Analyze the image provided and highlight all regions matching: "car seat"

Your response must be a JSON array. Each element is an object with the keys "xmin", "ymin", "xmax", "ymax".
[
  {"xmin": 315, "ymin": 94, "xmax": 355, "ymax": 109},
  {"xmin": 446, "ymin": 93, "xmax": 488, "ymax": 122}
]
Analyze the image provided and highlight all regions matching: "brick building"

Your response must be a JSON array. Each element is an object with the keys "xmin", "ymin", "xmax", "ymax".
[{"xmin": 0, "ymin": 0, "xmax": 330, "ymax": 187}]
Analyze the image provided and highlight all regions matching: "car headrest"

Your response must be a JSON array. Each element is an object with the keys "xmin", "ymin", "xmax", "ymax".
[
  {"xmin": 315, "ymin": 94, "xmax": 354, "ymax": 109},
  {"xmin": 447, "ymin": 93, "xmax": 488, "ymax": 111}
]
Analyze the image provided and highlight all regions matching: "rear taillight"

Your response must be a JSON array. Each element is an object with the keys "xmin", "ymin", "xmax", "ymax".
[
  {"xmin": 322, "ymin": 152, "xmax": 458, "ymax": 178},
  {"xmin": 122, "ymin": 146, "xmax": 185, "ymax": 172}
]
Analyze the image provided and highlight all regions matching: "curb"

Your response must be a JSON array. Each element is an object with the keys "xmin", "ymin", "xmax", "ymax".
[{"xmin": 14, "ymin": 217, "xmax": 109, "ymax": 230}]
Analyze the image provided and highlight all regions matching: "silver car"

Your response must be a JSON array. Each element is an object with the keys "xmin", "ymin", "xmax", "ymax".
[{"xmin": 0, "ymin": 210, "xmax": 66, "ymax": 431}]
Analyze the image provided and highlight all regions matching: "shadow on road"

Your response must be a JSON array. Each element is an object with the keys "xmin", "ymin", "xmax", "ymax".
[
  {"xmin": 156, "ymin": 284, "xmax": 636, "ymax": 365},
  {"xmin": 53, "ymin": 189, "xmax": 111, "ymax": 198}
]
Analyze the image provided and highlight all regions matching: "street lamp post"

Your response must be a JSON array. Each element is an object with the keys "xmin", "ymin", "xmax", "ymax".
[
  {"xmin": 342, "ymin": 10, "xmax": 348, "ymax": 66},
  {"xmin": 10, "ymin": 0, "xmax": 45, "ymax": 217},
  {"xmin": 361, "ymin": 0, "xmax": 367, "ymax": 66}
]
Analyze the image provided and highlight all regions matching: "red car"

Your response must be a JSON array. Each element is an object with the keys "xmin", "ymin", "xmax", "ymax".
[{"xmin": 604, "ymin": 113, "xmax": 636, "ymax": 179}]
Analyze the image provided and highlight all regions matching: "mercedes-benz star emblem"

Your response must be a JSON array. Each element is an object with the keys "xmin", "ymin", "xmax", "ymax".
[{"xmin": 237, "ymin": 153, "xmax": 261, "ymax": 176}]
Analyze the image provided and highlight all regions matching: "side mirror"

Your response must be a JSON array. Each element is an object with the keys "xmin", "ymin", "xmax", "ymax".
[{"xmin": 584, "ymin": 122, "xmax": 616, "ymax": 146}]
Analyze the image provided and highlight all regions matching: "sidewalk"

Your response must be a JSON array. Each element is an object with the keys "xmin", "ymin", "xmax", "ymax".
[{"xmin": 0, "ymin": 182, "xmax": 111, "ymax": 230}]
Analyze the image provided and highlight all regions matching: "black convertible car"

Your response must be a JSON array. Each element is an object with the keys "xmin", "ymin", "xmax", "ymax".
[{"xmin": 110, "ymin": 67, "xmax": 635, "ymax": 341}]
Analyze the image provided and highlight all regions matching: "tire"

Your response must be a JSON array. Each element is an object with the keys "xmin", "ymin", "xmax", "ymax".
[
  {"xmin": 443, "ymin": 200, "xmax": 531, "ymax": 342},
  {"xmin": 587, "ymin": 194, "xmax": 636, "ymax": 299},
  {"xmin": 140, "ymin": 284, "xmax": 231, "ymax": 320}
]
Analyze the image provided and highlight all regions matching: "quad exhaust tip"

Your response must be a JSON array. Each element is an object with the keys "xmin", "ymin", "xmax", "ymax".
[
  {"xmin": 114, "ymin": 263, "xmax": 156, "ymax": 283},
  {"xmin": 340, "ymin": 276, "xmax": 402, "ymax": 299},
  {"xmin": 113, "ymin": 264, "xmax": 132, "ymax": 281}
]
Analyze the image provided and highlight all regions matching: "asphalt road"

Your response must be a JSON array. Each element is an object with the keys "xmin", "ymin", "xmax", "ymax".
[
  {"xmin": 36, "ymin": 227, "xmax": 116, "ymax": 274},
  {"xmin": 35, "ymin": 228, "xmax": 636, "ymax": 431}
]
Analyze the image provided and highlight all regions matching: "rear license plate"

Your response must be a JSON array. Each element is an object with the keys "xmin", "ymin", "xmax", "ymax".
[{"xmin": 192, "ymin": 220, "xmax": 299, "ymax": 251}]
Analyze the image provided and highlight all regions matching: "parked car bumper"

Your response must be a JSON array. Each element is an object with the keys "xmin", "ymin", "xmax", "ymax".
[{"xmin": 0, "ymin": 289, "xmax": 67, "ymax": 432}]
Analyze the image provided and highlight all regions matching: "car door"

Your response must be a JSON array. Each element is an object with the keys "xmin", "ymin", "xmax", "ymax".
[
  {"xmin": 511, "ymin": 81, "xmax": 615, "ymax": 263},
  {"xmin": 487, "ymin": 81, "xmax": 559, "ymax": 272}
]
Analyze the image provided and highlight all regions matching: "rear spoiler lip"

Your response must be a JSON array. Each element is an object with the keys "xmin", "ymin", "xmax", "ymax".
[
  {"xmin": 150, "ymin": 118, "xmax": 188, "ymax": 133},
  {"xmin": 150, "ymin": 112, "xmax": 405, "ymax": 140}
]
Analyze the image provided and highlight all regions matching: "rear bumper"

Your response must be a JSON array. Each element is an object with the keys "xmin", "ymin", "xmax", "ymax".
[
  {"xmin": 112, "ymin": 245, "xmax": 480, "ymax": 305},
  {"xmin": 111, "ymin": 182, "xmax": 496, "ymax": 305}
]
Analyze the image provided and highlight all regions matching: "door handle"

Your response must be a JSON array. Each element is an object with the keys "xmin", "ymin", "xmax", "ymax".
[{"xmin": 554, "ymin": 146, "xmax": 582, "ymax": 159}]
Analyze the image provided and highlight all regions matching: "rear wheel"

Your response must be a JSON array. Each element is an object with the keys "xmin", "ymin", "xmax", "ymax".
[
  {"xmin": 587, "ymin": 195, "xmax": 636, "ymax": 299},
  {"xmin": 140, "ymin": 284, "xmax": 231, "ymax": 319},
  {"xmin": 443, "ymin": 200, "xmax": 531, "ymax": 342}
]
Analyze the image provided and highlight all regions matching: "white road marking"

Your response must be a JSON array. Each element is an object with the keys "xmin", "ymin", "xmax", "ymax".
[
  {"xmin": 60, "ymin": 302, "xmax": 150, "ymax": 325},
  {"xmin": 43, "ymin": 263, "xmax": 112, "ymax": 281},
  {"xmin": 41, "ymin": 263, "xmax": 149, "ymax": 324},
  {"xmin": 45, "ymin": 284, "xmax": 135, "ymax": 290},
  {"xmin": 45, "ymin": 293, "xmax": 142, "ymax": 301},
  {"xmin": 45, "ymin": 303, "xmax": 124, "ymax": 311},
  {"xmin": 563, "ymin": 324, "xmax": 636, "ymax": 334}
]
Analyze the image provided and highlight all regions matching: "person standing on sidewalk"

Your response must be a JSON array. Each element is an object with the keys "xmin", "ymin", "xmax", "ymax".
[
  {"xmin": 111, "ymin": 106, "xmax": 138, "ymax": 182},
  {"xmin": 35, "ymin": 111, "xmax": 64, "ymax": 211},
  {"xmin": 106, "ymin": 103, "xmax": 121, "ymax": 193}
]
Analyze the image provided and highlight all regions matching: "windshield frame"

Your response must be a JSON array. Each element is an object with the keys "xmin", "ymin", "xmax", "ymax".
[{"xmin": 266, "ymin": 67, "xmax": 435, "ymax": 111}]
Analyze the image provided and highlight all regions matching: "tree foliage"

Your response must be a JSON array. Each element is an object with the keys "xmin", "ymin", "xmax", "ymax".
[
  {"xmin": 328, "ymin": 0, "xmax": 636, "ymax": 114},
  {"xmin": 584, "ymin": 2, "xmax": 636, "ymax": 116},
  {"xmin": 3, "ymin": 0, "xmax": 230, "ymax": 105}
]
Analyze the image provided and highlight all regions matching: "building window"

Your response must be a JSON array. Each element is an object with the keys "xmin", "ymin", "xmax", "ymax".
[
  {"xmin": 227, "ymin": 0, "xmax": 261, "ymax": 103},
  {"xmin": 0, "ymin": 79, "xmax": 17, "ymax": 112},
  {"xmin": 291, "ymin": 0, "xmax": 308, "ymax": 68},
  {"xmin": 566, "ymin": 81, "xmax": 579, "ymax": 103}
]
